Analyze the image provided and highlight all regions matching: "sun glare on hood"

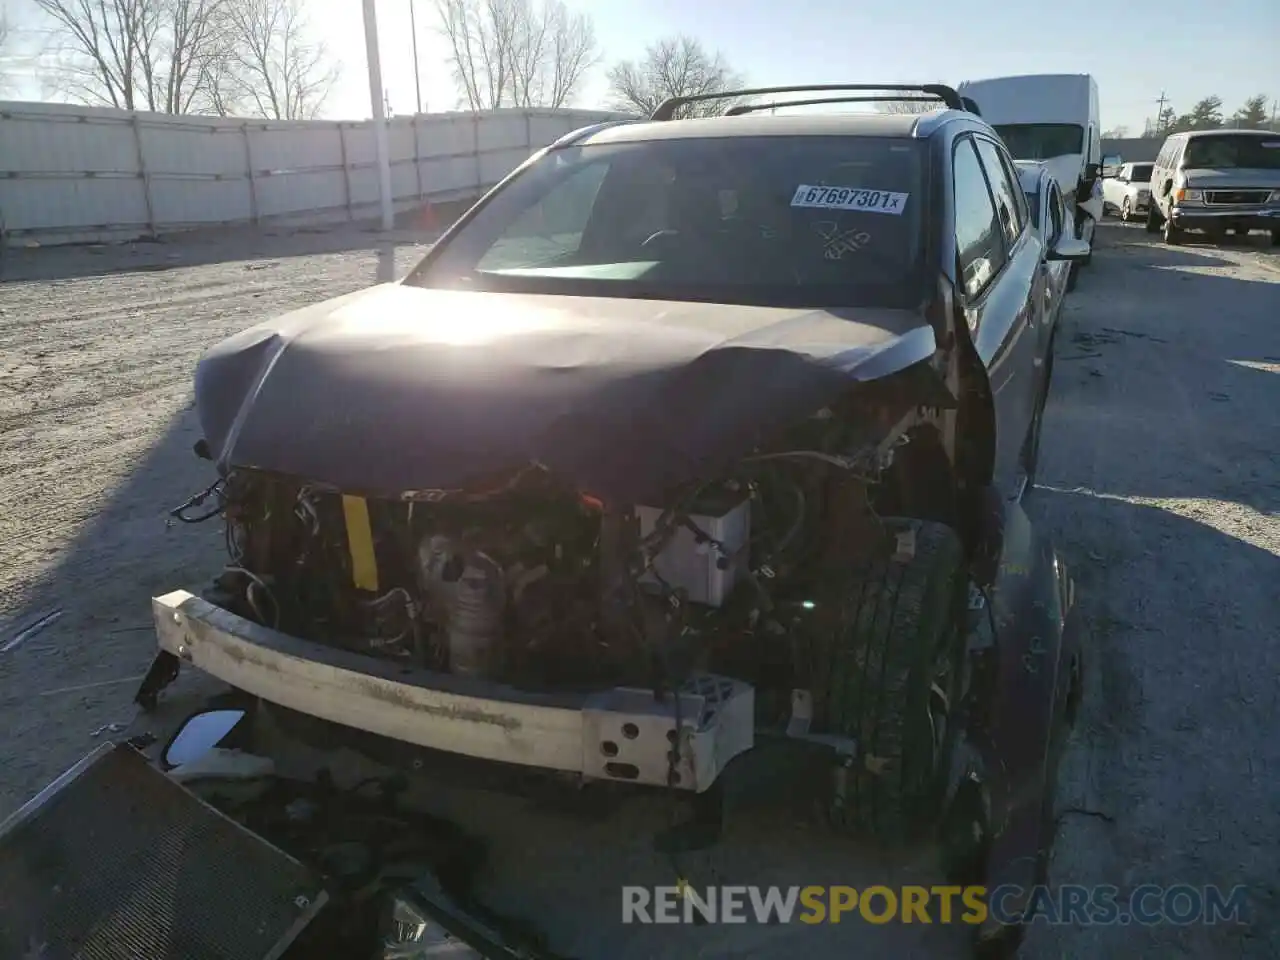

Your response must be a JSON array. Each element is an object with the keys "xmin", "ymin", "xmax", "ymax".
[{"xmin": 327, "ymin": 285, "xmax": 579, "ymax": 348}]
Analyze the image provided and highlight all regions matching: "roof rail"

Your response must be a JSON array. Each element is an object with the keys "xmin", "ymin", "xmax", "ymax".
[
  {"xmin": 550, "ymin": 118, "xmax": 637, "ymax": 147},
  {"xmin": 723, "ymin": 94, "xmax": 946, "ymax": 117},
  {"xmin": 650, "ymin": 83, "xmax": 965, "ymax": 121}
]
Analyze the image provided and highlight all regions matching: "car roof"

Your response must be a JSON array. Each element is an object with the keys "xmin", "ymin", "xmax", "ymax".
[
  {"xmin": 1175, "ymin": 129, "xmax": 1278, "ymax": 140},
  {"xmin": 569, "ymin": 110, "xmax": 977, "ymax": 146}
]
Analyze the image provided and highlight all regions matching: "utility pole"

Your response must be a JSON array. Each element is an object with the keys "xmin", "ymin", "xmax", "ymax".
[
  {"xmin": 1154, "ymin": 90, "xmax": 1169, "ymax": 132},
  {"xmin": 410, "ymin": 0, "xmax": 423, "ymax": 115},
  {"xmin": 362, "ymin": 0, "xmax": 394, "ymax": 231}
]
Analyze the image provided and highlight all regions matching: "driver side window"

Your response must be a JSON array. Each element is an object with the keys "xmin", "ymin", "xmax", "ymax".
[{"xmin": 953, "ymin": 138, "xmax": 1006, "ymax": 298}]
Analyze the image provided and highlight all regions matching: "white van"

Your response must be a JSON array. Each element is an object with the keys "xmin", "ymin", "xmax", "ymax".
[{"xmin": 956, "ymin": 74, "xmax": 1102, "ymax": 264}]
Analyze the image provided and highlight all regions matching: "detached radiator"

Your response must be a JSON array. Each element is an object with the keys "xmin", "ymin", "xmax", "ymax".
[{"xmin": 0, "ymin": 743, "xmax": 326, "ymax": 960}]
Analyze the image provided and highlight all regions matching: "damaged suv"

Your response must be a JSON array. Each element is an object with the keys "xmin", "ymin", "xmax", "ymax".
[{"xmin": 129, "ymin": 85, "xmax": 1086, "ymax": 955}]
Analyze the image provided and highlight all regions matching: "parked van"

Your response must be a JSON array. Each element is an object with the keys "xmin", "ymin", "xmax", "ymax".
[
  {"xmin": 956, "ymin": 74, "xmax": 1102, "ymax": 264},
  {"xmin": 1147, "ymin": 129, "xmax": 1280, "ymax": 245}
]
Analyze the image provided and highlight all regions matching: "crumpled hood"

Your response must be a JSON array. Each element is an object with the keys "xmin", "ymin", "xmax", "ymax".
[{"xmin": 195, "ymin": 284, "xmax": 935, "ymax": 503}]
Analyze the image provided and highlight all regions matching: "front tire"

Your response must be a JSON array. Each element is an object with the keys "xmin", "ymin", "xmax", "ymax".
[
  {"xmin": 817, "ymin": 519, "xmax": 967, "ymax": 842},
  {"xmin": 1145, "ymin": 203, "xmax": 1162, "ymax": 234},
  {"xmin": 1162, "ymin": 213, "xmax": 1183, "ymax": 245}
]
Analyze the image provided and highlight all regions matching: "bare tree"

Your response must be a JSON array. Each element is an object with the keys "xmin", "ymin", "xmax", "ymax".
[
  {"xmin": 218, "ymin": 0, "xmax": 338, "ymax": 120},
  {"xmin": 436, "ymin": 0, "xmax": 597, "ymax": 110},
  {"xmin": 33, "ymin": 0, "xmax": 229, "ymax": 112},
  {"xmin": 508, "ymin": 0, "xmax": 596, "ymax": 108},
  {"xmin": 605, "ymin": 36, "xmax": 743, "ymax": 119}
]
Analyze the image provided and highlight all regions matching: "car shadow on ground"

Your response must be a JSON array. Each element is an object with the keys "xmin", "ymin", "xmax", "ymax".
[
  {"xmin": 0, "ymin": 234, "xmax": 427, "ymax": 817},
  {"xmin": 0, "ymin": 199, "xmax": 464, "ymax": 284},
  {"xmin": 1024, "ymin": 484, "xmax": 1280, "ymax": 959},
  {"xmin": 1022, "ymin": 229, "xmax": 1280, "ymax": 958},
  {"xmin": 1049, "ymin": 235, "xmax": 1280, "ymax": 511}
]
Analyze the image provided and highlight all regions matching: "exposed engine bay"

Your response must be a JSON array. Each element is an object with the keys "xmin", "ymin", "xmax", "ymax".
[{"xmin": 184, "ymin": 392, "xmax": 944, "ymax": 736}]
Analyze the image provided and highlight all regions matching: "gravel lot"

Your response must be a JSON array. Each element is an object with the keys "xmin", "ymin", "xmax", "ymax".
[{"xmin": 1, "ymin": 221, "xmax": 1277, "ymax": 958}]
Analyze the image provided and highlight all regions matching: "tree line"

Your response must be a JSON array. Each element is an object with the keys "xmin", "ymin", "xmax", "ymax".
[
  {"xmin": 15, "ymin": 0, "xmax": 338, "ymax": 120},
  {"xmin": 2, "ymin": 0, "xmax": 740, "ymax": 121},
  {"xmin": 17, "ymin": 0, "xmax": 1270, "ymax": 137},
  {"xmin": 1104, "ymin": 94, "xmax": 1278, "ymax": 139}
]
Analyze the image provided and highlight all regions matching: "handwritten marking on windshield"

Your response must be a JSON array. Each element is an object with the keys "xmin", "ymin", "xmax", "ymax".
[{"xmin": 812, "ymin": 221, "xmax": 871, "ymax": 260}]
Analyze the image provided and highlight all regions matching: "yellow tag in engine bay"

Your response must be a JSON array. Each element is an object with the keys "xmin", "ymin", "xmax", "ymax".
[{"xmin": 341, "ymin": 495, "xmax": 380, "ymax": 592}]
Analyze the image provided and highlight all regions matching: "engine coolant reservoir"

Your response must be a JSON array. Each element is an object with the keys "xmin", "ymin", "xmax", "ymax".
[{"xmin": 449, "ymin": 554, "xmax": 505, "ymax": 677}]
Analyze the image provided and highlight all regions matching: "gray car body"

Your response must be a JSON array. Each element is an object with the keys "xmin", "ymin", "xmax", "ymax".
[{"xmin": 197, "ymin": 110, "xmax": 1056, "ymax": 506}]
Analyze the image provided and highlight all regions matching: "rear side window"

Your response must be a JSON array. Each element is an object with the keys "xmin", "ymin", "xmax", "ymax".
[
  {"xmin": 1048, "ymin": 184, "xmax": 1064, "ymax": 245},
  {"xmin": 974, "ymin": 137, "xmax": 1025, "ymax": 249},
  {"xmin": 992, "ymin": 143, "xmax": 1031, "ymax": 228},
  {"xmin": 953, "ymin": 138, "xmax": 1005, "ymax": 297}
]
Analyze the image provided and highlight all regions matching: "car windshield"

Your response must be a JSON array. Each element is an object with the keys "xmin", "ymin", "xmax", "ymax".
[
  {"xmin": 992, "ymin": 124, "xmax": 1085, "ymax": 160},
  {"xmin": 1130, "ymin": 164, "xmax": 1153, "ymax": 183},
  {"xmin": 1183, "ymin": 135, "xmax": 1280, "ymax": 170},
  {"xmin": 408, "ymin": 135, "xmax": 928, "ymax": 309}
]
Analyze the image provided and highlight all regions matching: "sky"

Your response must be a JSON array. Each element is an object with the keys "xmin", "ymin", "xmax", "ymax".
[{"xmin": 4, "ymin": 0, "xmax": 1279, "ymax": 135}]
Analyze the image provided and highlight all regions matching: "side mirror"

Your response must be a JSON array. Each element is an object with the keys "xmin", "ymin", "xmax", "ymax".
[
  {"xmin": 1084, "ymin": 162, "xmax": 1102, "ymax": 182},
  {"xmin": 162, "ymin": 708, "xmax": 248, "ymax": 768},
  {"xmin": 1048, "ymin": 237, "xmax": 1090, "ymax": 263}
]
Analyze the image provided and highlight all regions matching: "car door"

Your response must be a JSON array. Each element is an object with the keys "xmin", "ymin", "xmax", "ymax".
[
  {"xmin": 953, "ymin": 134, "xmax": 1045, "ymax": 500},
  {"xmin": 1103, "ymin": 164, "xmax": 1127, "ymax": 210},
  {"xmin": 1155, "ymin": 138, "xmax": 1182, "ymax": 214}
]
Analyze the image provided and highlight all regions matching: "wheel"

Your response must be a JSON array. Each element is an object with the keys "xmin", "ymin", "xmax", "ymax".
[
  {"xmin": 815, "ymin": 519, "xmax": 967, "ymax": 842},
  {"xmin": 1120, "ymin": 197, "xmax": 1132, "ymax": 222},
  {"xmin": 1272, "ymin": 229, "xmax": 1280, "ymax": 247},
  {"xmin": 1145, "ymin": 203, "xmax": 1162, "ymax": 234},
  {"xmin": 1162, "ymin": 213, "xmax": 1182, "ymax": 245}
]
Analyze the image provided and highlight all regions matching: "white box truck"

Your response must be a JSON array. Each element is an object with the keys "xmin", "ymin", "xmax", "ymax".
[{"xmin": 957, "ymin": 74, "xmax": 1102, "ymax": 265}]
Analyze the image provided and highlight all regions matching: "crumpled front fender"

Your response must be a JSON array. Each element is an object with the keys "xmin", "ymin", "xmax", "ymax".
[{"xmin": 968, "ymin": 495, "xmax": 1081, "ymax": 894}]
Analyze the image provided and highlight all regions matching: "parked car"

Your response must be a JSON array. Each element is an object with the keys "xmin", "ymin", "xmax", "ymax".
[
  {"xmin": 90, "ymin": 83, "xmax": 1087, "ymax": 959},
  {"xmin": 1017, "ymin": 160, "xmax": 1078, "ymax": 312},
  {"xmin": 956, "ymin": 74, "xmax": 1103, "ymax": 265},
  {"xmin": 1102, "ymin": 161, "xmax": 1154, "ymax": 222},
  {"xmin": 1147, "ymin": 129, "xmax": 1280, "ymax": 245}
]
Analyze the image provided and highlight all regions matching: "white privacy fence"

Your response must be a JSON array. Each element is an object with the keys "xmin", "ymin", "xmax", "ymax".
[{"xmin": 0, "ymin": 101, "xmax": 627, "ymax": 246}]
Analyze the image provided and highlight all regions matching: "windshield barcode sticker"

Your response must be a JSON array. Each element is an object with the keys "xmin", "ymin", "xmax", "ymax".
[{"xmin": 790, "ymin": 185, "xmax": 909, "ymax": 215}]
